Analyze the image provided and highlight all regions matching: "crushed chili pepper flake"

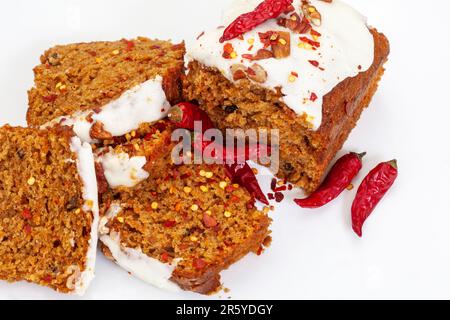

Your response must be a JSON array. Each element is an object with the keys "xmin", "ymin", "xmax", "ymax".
[
  {"xmin": 203, "ymin": 213, "xmax": 218, "ymax": 228},
  {"xmin": 42, "ymin": 94, "xmax": 58, "ymax": 103},
  {"xmin": 23, "ymin": 224, "xmax": 32, "ymax": 234},
  {"xmin": 193, "ymin": 258, "xmax": 206, "ymax": 270},
  {"xmin": 161, "ymin": 252, "xmax": 170, "ymax": 263},
  {"xmin": 196, "ymin": 31, "xmax": 205, "ymax": 40},
  {"xmin": 164, "ymin": 220, "xmax": 176, "ymax": 228},
  {"xmin": 21, "ymin": 208, "xmax": 32, "ymax": 220},
  {"xmin": 308, "ymin": 60, "xmax": 320, "ymax": 67},
  {"xmin": 268, "ymin": 193, "xmax": 275, "ymax": 200},
  {"xmin": 275, "ymin": 192, "xmax": 285, "ymax": 202},
  {"xmin": 310, "ymin": 92, "xmax": 318, "ymax": 102}
]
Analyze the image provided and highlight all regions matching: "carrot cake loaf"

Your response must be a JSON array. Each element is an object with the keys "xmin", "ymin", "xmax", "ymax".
[
  {"xmin": 96, "ymin": 123, "xmax": 271, "ymax": 294},
  {"xmin": 27, "ymin": 37, "xmax": 185, "ymax": 143},
  {"xmin": 184, "ymin": 0, "xmax": 390, "ymax": 193},
  {"xmin": 0, "ymin": 125, "xmax": 98, "ymax": 295}
]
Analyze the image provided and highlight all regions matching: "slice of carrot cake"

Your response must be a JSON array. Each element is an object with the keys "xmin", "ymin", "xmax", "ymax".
[
  {"xmin": 184, "ymin": 0, "xmax": 390, "ymax": 193},
  {"xmin": 0, "ymin": 125, "xmax": 98, "ymax": 295},
  {"xmin": 96, "ymin": 123, "xmax": 271, "ymax": 294},
  {"xmin": 27, "ymin": 37, "xmax": 185, "ymax": 143}
]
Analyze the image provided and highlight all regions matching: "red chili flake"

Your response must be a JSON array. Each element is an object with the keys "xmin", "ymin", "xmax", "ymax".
[
  {"xmin": 352, "ymin": 160, "xmax": 398, "ymax": 237},
  {"xmin": 225, "ymin": 185, "xmax": 235, "ymax": 193},
  {"xmin": 21, "ymin": 208, "xmax": 32, "ymax": 220},
  {"xmin": 203, "ymin": 213, "xmax": 218, "ymax": 228},
  {"xmin": 310, "ymin": 29, "xmax": 322, "ymax": 37},
  {"xmin": 258, "ymin": 31, "xmax": 278, "ymax": 48},
  {"xmin": 308, "ymin": 60, "xmax": 320, "ymax": 67},
  {"xmin": 164, "ymin": 220, "xmax": 176, "ymax": 228},
  {"xmin": 42, "ymin": 275, "xmax": 53, "ymax": 283},
  {"xmin": 161, "ymin": 252, "xmax": 170, "ymax": 263},
  {"xmin": 268, "ymin": 193, "xmax": 275, "ymax": 200},
  {"xmin": 230, "ymin": 195, "xmax": 241, "ymax": 203},
  {"xmin": 291, "ymin": 71, "xmax": 299, "ymax": 78},
  {"xmin": 180, "ymin": 173, "xmax": 192, "ymax": 179},
  {"xmin": 42, "ymin": 94, "xmax": 58, "ymax": 103},
  {"xmin": 220, "ymin": 0, "xmax": 294, "ymax": 42},
  {"xmin": 270, "ymin": 178, "xmax": 277, "ymax": 191},
  {"xmin": 222, "ymin": 43, "xmax": 235, "ymax": 59},
  {"xmin": 295, "ymin": 152, "xmax": 366, "ymax": 208},
  {"xmin": 196, "ymin": 31, "xmax": 205, "ymax": 40},
  {"xmin": 300, "ymin": 36, "xmax": 320, "ymax": 48},
  {"xmin": 248, "ymin": 45, "xmax": 254, "ymax": 51},
  {"xmin": 88, "ymin": 50, "xmax": 97, "ymax": 57},
  {"xmin": 288, "ymin": 184, "xmax": 293, "ymax": 191},
  {"xmin": 358, "ymin": 65, "xmax": 362, "ymax": 70},
  {"xmin": 310, "ymin": 92, "xmax": 318, "ymax": 102},
  {"xmin": 193, "ymin": 258, "xmax": 207, "ymax": 270},
  {"xmin": 23, "ymin": 224, "xmax": 32, "ymax": 234},
  {"xmin": 246, "ymin": 200, "xmax": 255, "ymax": 209},
  {"xmin": 274, "ymin": 192, "xmax": 284, "ymax": 202},
  {"xmin": 274, "ymin": 185, "xmax": 287, "ymax": 192}
]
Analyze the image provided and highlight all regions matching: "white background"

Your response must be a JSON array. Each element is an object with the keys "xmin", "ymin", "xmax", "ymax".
[{"xmin": 0, "ymin": 0, "xmax": 449, "ymax": 300}]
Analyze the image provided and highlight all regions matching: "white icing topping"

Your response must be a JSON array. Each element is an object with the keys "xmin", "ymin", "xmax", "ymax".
[
  {"xmin": 99, "ymin": 204, "xmax": 181, "ymax": 292},
  {"xmin": 69, "ymin": 137, "xmax": 99, "ymax": 296},
  {"xmin": 98, "ymin": 148, "xmax": 149, "ymax": 188},
  {"xmin": 186, "ymin": 0, "xmax": 374, "ymax": 130},
  {"xmin": 43, "ymin": 77, "xmax": 170, "ymax": 143}
]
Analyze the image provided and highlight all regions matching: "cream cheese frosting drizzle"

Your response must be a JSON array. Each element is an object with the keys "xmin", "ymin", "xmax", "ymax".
[
  {"xmin": 186, "ymin": 0, "xmax": 374, "ymax": 130},
  {"xmin": 99, "ymin": 204, "xmax": 181, "ymax": 292},
  {"xmin": 43, "ymin": 76, "xmax": 170, "ymax": 143},
  {"xmin": 69, "ymin": 137, "xmax": 99, "ymax": 295}
]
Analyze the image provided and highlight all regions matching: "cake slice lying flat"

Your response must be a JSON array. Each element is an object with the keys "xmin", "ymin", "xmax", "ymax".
[
  {"xmin": 184, "ymin": 0, "xmax": 390, "ymax": 193},
  {"xmin": 0, "ymin": 126, "xmax": 98, "ymax": 294},
  {"xmin": 27, "ymin": 37, "xmax": 185, "ymax": 143},
  {"xmin": 96, "ymin": 123, "xmax": 271, "ymax": 294}
]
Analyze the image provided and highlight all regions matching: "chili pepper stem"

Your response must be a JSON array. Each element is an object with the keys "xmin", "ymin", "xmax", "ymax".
[
  {"xmin": 388, "ymin": 159, "xmax": 398, "ymax": 170},
  {"xmin": 167, "ymin": 105, "xmax": 183, "ymax": 123},
  {"xmin": 355, "ymin": 152, "xmax": 367, "ymax": 160}
]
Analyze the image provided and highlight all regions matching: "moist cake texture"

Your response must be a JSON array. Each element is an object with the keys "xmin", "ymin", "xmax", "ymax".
[
  {"xmin": 0, "ymin": 126, "xmax": 98, "ymax": 294},
  {"xmin": 27, "ymin": 37, "xmax": 185, "ymax": 142},
  {"xmin": 97, "ymin": 123, "xmax": 271, "ymax": 294},
  {"xmin": 184, "ymin": 0, "xmax": 390, "ymax": 193}
]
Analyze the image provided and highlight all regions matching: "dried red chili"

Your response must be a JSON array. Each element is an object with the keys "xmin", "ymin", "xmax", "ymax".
[
  {"xmin": 168, "ymin": 102, "xmax": 215, "ymax": 133},
  {"xmin": 220, "ymin": 0, "xmax": 294, "ymax": 43},
  {"xmin": 352, "ymin": 160, "xmax": 398, "ymax": 237},
  {"xmin": 295, "ymin": 152, "xmax": 366, "ymax": 208},
  {"xmin": 194, "ymin": 139, "xmax": 271, "ymax": 163},
  {"xmin": 225, "ymin": 163, "xmax": 269, "ymax": 205}
]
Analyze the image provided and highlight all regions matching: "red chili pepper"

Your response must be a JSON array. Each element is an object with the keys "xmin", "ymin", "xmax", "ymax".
[
  {"xmin": 225, "ymin": 163, "xmax": 269, "ymax": 205},
  {"xmin": 294, "ymin": 152, "xmax": 366, "ymax": 209},
  {"xmin": 168, "ymin": 102, "xmax": 269, "ymax": 205},
  {"xmin": 168, "ymin": 102, "xmax": 215, "ymax": 133},
  {"xmin": 220, "ymin": 0, "xmax": 294, "ymax": 43},
  {"xmin": 193, "ymin": 139, "xmax": 271, "ymax": 163},
  {"xmin": 352, "ymin": 160, "xmax": 398, "ymax": 237}
]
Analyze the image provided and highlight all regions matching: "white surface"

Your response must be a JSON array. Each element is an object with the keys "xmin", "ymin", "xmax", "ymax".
[{"xmin": 0, "ymin": 0, "xmax": 449, "ymax": 300}]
